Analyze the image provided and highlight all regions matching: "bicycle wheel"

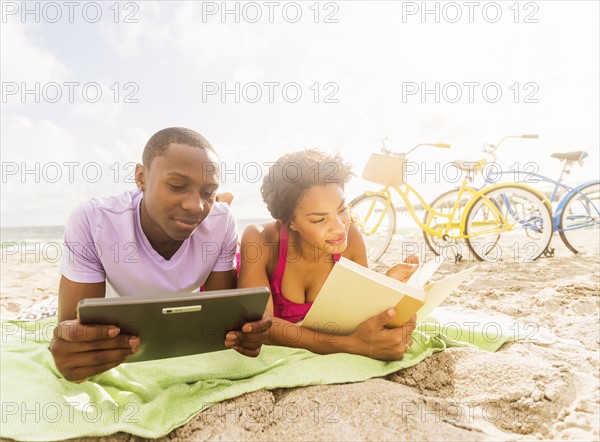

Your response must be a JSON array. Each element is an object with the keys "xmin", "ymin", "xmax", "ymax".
[
  {"xmin": 348, "ymin": 194, "xmax": 396, "ymax": 263},
  {"xmin": 423, "ymin": 189, "xmax": 471, "ymax": 257},
  {"xmin": 464, "ymin": 185, "xmax": 552, "ymax": 262},
  {"xmin": 558, "ymin": 182, "xmax": 600, "ymax": 254}
]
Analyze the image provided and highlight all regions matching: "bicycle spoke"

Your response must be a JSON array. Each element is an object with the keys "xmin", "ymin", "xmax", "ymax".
[
  {"xmin": 423, "ymin": 189, "xmax": 470, "ymax": 258},
  {"xmin": 465, "ymin": 186, "xmax": 553, "ymax": 262},
  {"xmin": 349, "ymin": 194, "xmax": 396, "ymax": 264}
]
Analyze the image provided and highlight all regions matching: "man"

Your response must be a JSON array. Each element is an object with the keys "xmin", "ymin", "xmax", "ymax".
[{"xmin": 50, "ymin": 127, "xmax": 272, "ymax": 382}]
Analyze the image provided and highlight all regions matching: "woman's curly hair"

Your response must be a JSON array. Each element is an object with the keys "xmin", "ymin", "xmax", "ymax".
[{"xmin": 261, "ymin": 149, "xmax": 354, "ymax": 225}]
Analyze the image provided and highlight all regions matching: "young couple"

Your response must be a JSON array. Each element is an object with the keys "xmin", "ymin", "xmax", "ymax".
[{"xmin": 50, "ymin": 127, "xmax": 418, "ymax": 382}]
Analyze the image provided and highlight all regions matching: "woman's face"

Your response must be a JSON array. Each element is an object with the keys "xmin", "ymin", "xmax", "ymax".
[
  {"xmin": 136, "ymin": 143, "xmax": 220, "ymax": 244},
  {"xmin": 290, "ymin": 183, "xmax": 351, "ymax": 257}
]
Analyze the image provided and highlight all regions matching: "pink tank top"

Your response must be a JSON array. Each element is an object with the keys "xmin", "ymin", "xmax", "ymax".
[{"xmin": 269, "ymin": 223, "xmax": 340, "ymax": 323}]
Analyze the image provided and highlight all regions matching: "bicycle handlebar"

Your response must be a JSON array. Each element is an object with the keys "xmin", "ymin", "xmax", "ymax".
[
  {"xmin": 486, "ymin": 134, "xmax": 539, "ymax": 152},
  {"xmin": 483, "ymin": 134, "xmax": 539, "ymax": 161},
  {"xmin": 378, "ymin": 134, "xmax": 537, "ymax": 161},
  {"xmin": 380, "ymin": 138, "xmax": 451, "ymax": 157}
]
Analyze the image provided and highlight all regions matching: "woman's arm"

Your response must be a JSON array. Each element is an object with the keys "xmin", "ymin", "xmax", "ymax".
[
  {"xmin": 203, "ymin": 269, "xmax": 237, "ymax": 291},
  {"xmin": 237, "ymin": 225, "xmax": 415, "ymax": 359},
  {"xmin": 203, "ymin": 256, "xmax": 270, "ymax": 357}
]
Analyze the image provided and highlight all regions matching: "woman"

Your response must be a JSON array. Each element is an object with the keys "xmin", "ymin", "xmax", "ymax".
[{"xmin": 234, "ymin": 149, "xmax": 417, "ymax": 360}]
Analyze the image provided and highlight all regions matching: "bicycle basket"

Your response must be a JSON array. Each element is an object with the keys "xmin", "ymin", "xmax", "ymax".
[{"xmin": 362, "ymin": 153, "xmax": 406, "ymax": 186}]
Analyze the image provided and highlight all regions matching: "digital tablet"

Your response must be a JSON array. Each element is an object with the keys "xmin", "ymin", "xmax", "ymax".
[{"xmin": 77, "ymin": 287, "xmax": 270, "ymax": 362}]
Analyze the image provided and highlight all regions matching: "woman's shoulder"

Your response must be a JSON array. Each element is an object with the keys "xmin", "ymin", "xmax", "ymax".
[
  {"xmin": 240, "ymin": 221, "xmax": 281, "ymax": 271},
  {"xmin": 241, "ymin": 220, "xmax": 280, "ymax": 244}
]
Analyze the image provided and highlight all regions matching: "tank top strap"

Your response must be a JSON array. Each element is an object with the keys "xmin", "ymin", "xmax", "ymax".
[{"xmin": 270, "ymin": 222, "xmax": 289, "ymax": 283}]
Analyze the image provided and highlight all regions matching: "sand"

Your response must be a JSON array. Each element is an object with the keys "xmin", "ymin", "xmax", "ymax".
[{"xmin": 1, "ymin": 234, "xmax": 598, "ymax": 441}]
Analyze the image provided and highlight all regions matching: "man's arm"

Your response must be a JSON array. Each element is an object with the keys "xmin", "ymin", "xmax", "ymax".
[
  {"xmin": 57, "ymin": 276, "xmax": 105, "ymax": 322},
  {"xmin": 50, "ymin": 276, "xmax": 138, "ymax": 382}
]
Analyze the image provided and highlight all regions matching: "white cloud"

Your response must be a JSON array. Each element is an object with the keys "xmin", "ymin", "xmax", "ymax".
[
  {"xmin": 98, "ymin": 1, "xmax": 163, "ymax": 59},
  {"xmin": 0, "ymin": 21, "xmax": 71, "ymax": 83},
  {"xmin": 68, "ymin": 100, "xmax": 125, "ymax": 124},
  {"xmin": 0, "ymin": 116, "xmax": 147, "ymax": 226}
]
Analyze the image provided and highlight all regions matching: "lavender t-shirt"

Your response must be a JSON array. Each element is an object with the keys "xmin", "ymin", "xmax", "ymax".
[{"xmin": 60, "ymin": 189, "xmax": 238, "ymax": 298}]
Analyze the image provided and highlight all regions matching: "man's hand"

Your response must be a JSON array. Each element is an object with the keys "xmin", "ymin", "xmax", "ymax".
[
  {"xmin": 49, "ymin": 319, "xmax": 139, "ymax": 382},
  {"xmin": 224, "ymin": 311, "xmax": 273, "ymax": 357}
]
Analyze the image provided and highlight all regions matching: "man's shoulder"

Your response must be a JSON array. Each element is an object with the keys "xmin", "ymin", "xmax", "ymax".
[
  {"xmin": 89, "ymin": 189, "xmax": 140, "ymax": 215},
  {"xmin": 188, "ymin": 202, "xmax": 235, "ymax": 238},
  {"xmin": 207, "ymin": 201, "xmax": 234, "ymax": 218},
  {"xmin": 72, "ymin": 189, "xmax": 138, "ymax": 217},
  {"xmin": 67, "ymin": 190, "xmax": 140, "ymax": 234},
  {"xmin": 203, "ymin": 201, "xmax": 237, "ymax": 229}
]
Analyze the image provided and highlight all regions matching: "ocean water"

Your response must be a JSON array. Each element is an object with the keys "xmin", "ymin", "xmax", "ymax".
[
  {"xmin": 1, "ymin": 216, "xmax": 422, "ymax": 249},
  {"xmin": 0, "ymin": 219, "xmax": 272, "ymax": 247},
  {"xmin": 1, "ymin": 225, "xmax": 65, "ymax": 245}
]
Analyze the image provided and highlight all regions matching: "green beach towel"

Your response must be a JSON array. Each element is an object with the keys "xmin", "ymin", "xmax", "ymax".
[{"xmin": 1, "ymin": 310, "xmax": 516, "ymax": 441}]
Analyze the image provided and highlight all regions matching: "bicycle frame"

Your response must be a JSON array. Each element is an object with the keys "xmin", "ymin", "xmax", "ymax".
[
  {"xmin": 362, "ymin": 179, "xmax": 524, "ymax": 240},
  {"xmin": 481, "ymin": 134, "xmax": 599, "ymax": 234},
  {"xmin": 484, "ymin": 170, "xmax": 600, "ymax": 232},
  {"xmin": 356, "ymin": 135, "xmax": 552, "ymax": 256}
]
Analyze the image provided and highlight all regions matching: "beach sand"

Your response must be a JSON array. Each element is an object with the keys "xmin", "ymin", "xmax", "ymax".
[{"xmin": 1, "ymin": 235, "xmax": 598, "ymax": 441}]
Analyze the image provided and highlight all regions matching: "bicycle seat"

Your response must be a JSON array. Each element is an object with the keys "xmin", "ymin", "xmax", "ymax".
[
  {"xmin": 451, "ymin": 159, "xmax": 487, "ymax": 172},
  {"xmin": 550, "ymin": 151, "xmax": 588, "ymax": 162}
]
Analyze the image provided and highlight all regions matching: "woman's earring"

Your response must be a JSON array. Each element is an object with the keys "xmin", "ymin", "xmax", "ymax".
[{"xmin": 289, "ymin": 224, "xmax": 296, "ymax": 231}]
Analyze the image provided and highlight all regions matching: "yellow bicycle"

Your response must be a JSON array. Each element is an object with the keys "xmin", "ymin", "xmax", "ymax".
[{"xmin": 349, "ymin": 139, "xmax": 553, "ymax": 263}]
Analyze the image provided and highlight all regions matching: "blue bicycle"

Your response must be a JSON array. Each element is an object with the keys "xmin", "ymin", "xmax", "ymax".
[{"xmin": 482, "ymin": 135, "xmax": 600, "ymax": 255}]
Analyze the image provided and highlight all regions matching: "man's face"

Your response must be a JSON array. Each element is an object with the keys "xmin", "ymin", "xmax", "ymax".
[{"xmin": 136, "ymin": 143, "xmax": 220, "ymax": 244}]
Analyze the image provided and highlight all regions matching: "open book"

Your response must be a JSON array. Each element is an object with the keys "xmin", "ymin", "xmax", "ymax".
[{"xmin": 300, "ymin": 258, "xmax": 476, "ymax": 335}]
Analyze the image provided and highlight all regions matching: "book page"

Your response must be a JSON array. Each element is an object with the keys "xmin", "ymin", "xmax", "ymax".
[
  {"xmin": 406, "ymin": 259, "xmax": 443, "ymax": 288},
  {"xmin": 416, "ymin": 266, "xmax": 478, "ymax": 323},
  {"xmin": 301, "ymin": 257, "xmax": 477, "ymax": 334},
  {"xmin": 301, "ymin": 258, "xmax": 426, "ymax": 335}
]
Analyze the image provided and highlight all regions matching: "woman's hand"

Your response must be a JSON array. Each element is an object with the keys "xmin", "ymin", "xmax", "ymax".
[
  {"xmin": 403, "ymin": 254, "xmax": 420, "ymax": 264},
  {"xmin": 347, "ymin": 309, "xmax": 417, "ymax": 360},
  {"xmin": 385, "ymin": 263, "xmax": 418, "ymax": 283},
  {"xmin": 49, "ymin": 319, "xmax": 139, "ymax": 382},
  {"xmin": 385, "ymin": 254, "xmax": 420, "ymax": 282},
  {"xmin": 224, "ymin": 311, "xmax": 273, "ymax": 357}
]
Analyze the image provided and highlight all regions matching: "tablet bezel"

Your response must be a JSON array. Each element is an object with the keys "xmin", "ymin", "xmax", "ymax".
[{"xmin": 77, "ymin": 287, "xmax": 270, "ymax": 362}]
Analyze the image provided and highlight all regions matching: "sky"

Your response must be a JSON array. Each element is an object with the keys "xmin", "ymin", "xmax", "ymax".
[{"xmin": 1, "ymin": 0, "xmax": 598, "ymax": 227}]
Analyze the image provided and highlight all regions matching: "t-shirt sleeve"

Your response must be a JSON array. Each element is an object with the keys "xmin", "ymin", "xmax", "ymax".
[
  {"xmin": 212, "ymin": 205, "xmax": 239, "ymax": 272},
  {"xmin": 59, "ymin": 200, "xmax": 106, "ymax": 283}
]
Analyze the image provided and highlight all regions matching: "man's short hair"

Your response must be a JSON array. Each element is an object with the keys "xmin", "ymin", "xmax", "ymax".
[{"xmin": 142, "ymin": 127, "xmax": 216, "ymax": 167}]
